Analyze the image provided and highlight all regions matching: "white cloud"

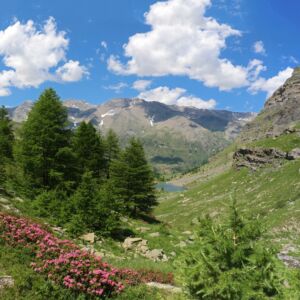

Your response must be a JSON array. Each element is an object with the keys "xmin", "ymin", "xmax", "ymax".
[
  {"xmin": 132, "ymin": 79, "xmax": 152, "ymax": 91},
  {"xmin": 108, "ymin": 0, "xmax": 253, "ymax": 91},
  {"xmin": 104, "ymin": 82, "xmax": 128, "ymax": 93},
  {"xmin": 0, "ymin": 17, "xmax": 87, "ymax": 96},
  {"xmin": 247, "ymin": 59, "xmax": 266, "ymax": 81},
  {"xmin": 249, "ymin": 67, "xmax": 293, "ymax": 97},
  {"xmin": 253, "ymin": 40, "xmax": 266, "ymax": 55},
  {"xmin": 101, "ymin": 41, "xmax": 107, "ymax": 49},
  {"xmin": 56, "ymin": 60, "xmax": 88, "ymax": 82},
  {"xmin": 138, "ymin": 86, "xmax": 216, "ymax": 109}
]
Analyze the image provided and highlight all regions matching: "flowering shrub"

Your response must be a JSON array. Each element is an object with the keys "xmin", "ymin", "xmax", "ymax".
[
  {"xmin": 0, "ymin": 213, "xmax": 125, "ymax": 298},
  {"xmin": 0, "ymin": 213, "xmax": 175, "ymax": 298}
]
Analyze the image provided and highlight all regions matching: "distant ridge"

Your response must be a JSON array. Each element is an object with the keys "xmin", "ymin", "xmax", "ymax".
[{"xmin": 9, "ymin": 98, "xmax": 254, "ymax": 174}]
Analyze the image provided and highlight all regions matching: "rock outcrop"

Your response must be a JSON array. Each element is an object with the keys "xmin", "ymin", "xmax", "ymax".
[
  {"xmin": 233, "ymin": 148, "xmax": 287, "ymax": 170},
  {"xmin": 233, "ymin": 146, "xmax": 300, "ymax": 171}
]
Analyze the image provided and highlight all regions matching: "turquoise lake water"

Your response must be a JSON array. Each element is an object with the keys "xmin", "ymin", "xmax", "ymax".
[{"xmin": 156, "ymin": 182, "xmax": 185, "ymax": 192}]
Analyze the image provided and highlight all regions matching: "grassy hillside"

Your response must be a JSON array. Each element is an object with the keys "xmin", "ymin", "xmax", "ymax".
[
  {"xmin": 1, "ymin": 130, "xmax": 299, "ymax": 299},
  {"xmin": 155, "ymin": 131, "xmax": 300, "ymax": 254}
]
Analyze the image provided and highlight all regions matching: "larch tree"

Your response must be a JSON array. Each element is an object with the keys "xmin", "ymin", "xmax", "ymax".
[
  {"xmin": 18, "ymin": 88, "xmax": 72, "ymax": 191},
  {"xmin": 71, "ymin": 121, "xmax": 105, "ymax": 181},
  {"xmin": 110, "ymin": 137, "xmax": 156, "ymax": 215}
]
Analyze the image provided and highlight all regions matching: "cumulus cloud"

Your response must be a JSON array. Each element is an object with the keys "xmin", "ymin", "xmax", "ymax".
[
  {"xmin": 249, "ymin": 67, "xmax": 293, "ymax": 97},
  {"xmin": 253, "ymin": 40, "xmax": 266, "ymax": 55},
  {"xmin": 138, "ymin": 86, "xmax": 216, "ymax": 109},
  {"xmin": 56, "ymin": 60, "xmax": 88, "ymax": 82},
  {"xmin": 132, "ymin": 79, "xmax": 152, "ymax": 91},
  {"xmin": 108, "ymin": 0, "xmax": 253, "ymax": 91},
  {"xmin": 0, "ymin": 17, "xmax": 87, "ymax": 96}
]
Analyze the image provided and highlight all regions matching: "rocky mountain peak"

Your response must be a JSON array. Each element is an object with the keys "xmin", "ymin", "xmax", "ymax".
[
  {"xmin": 264, "ymin": 66, "xmax": 300, "ymax": 109},
  {"xmin": 64, "ymin": 100, "xmax": 97, "ymax": 111},
  {"xmin": 8, "ymin": 100, "xmax": 33, "ymax": 123},
  {"xmin": 239, "ymin": 66, "xmax": 300, "ymax": 141}
]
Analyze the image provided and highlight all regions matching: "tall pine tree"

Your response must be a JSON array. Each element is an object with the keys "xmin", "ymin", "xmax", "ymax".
[
  {"xmin": 0, "ymin": 106, "xmax": 14, "ymax": 184},
  {"xmin": 110, "ymin": 137, "xmax": 156, "ymax": 215},
  {"xmin": 71, "ymin": 121, "xmax": 105, "ymax": 181},
  {"xmin": 19, "ymin": 88, "xmax": 72, "ymax": 191},
  {"xmin": 104, "ymin": 128, "xmax": 120, "ymax": 178}
]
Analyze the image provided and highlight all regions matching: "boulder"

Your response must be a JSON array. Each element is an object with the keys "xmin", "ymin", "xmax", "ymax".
[
  {"xmin": 144, "ymin": 249, "xmax": 168, "ymax": 262},
  {"xmin": 122, "ymin": 237, "xmax": 168, "ymax": 261},
  {"xmin": 0, "ymin": 276, "xmax": 14, "ymax": 289},
  {"xmin": 122, "ymin": 237, "xmax": 144, "ymax": 250},
  {"xmin": 79, "ymin": 232, "xmax": 95, "ymax": 244},
  {"xmin": 287, "ymin": 148, "xmax": 300, "ymax": 160}
]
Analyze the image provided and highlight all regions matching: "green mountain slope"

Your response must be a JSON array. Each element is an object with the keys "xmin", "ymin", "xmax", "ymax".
[{"xmin": 155, "ymin": 68, "xmax": 300, "ymax": 257}]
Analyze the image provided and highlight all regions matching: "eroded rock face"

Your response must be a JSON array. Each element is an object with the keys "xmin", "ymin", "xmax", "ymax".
[
  {"xmin": 233, "ymin": 146, "xmax": 300, "ymax": 171},
  {"xmin": 233, "ymin": 148, "xmax": 287, "ymax": 171}
]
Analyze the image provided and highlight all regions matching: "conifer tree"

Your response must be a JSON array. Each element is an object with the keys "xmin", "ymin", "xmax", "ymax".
[
  {"xmin": 18, "ymin": 88, "xmax": 72, "ymax": 190},
  {"xmin": 70, "ymin": 171, "xmax": 99, "ymax": 229},
  {"xmin": 71, "ymin": 121, "xmax": 105, "ymax": 181},
  {"xmin": 176, "ymin": 201, "xmax": 288, "ymax": 299},
  {"xmin": 104, "ymin": 129, "xmax": 120, "ymax": 178},
  {"xmin": 0, "ymin": 106, "xmax": 14, "ymax": 183},
  {"xmin": 69, "ymin": 172, "xmax": 119, "ymax": 234},
  {"xmin": 110, "ymin": 137, "xmax": 156, "ymax": 215}
]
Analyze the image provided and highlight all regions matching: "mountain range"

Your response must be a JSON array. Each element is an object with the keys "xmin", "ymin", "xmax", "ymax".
[{"xmin": 8, "ymin": 98, "xmax": 255, "ymax": 175}]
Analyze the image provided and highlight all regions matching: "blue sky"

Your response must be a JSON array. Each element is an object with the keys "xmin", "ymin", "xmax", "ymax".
[{"xmin": 0, "ymin": 0, "xmax": 299, "ymax": 112}]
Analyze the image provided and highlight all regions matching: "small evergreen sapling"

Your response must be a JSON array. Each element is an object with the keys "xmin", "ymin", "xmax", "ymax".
[{"xmin": 176, "ymin": 201, "xmax": 288, "ymax": 299}]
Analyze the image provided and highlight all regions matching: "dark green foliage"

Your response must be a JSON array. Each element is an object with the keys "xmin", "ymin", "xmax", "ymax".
[
  {"xmin": 5, "ymin": 88, "xmax": 158, "ymax": 237},
  {"xmin": 110, "ymin": 137, "xmax": 157, "ymax": 215},
  {"xmin": 71, "ymin": 122, "xmax": 105, "ymax": 180},
  {"xmin": 71, "ymin": 172, "xmax": 99, "ymax": 229},
  {"xmin": 0, "ymin": 106, "xmax": 14, "ymax": 184},
  {"xmin": 104, "ymin": 129, "xmax": 120, "ymax": 178},
  {"xmin": 68, "ymin": 172, "xmax": 119, "ymax": 235},
  {"xmin": 18, "ymin": 88, "xmax": 73, "ymax": 191},
  {"xmin": 30, "ymin": 189, "xmax": 69, "ymax": 222},
  {"xmin": 176, "ymin": 202, "xmax": 293, "ymax": 299}
]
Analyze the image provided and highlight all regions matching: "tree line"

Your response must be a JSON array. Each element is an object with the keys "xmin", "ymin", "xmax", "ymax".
[{"xmin": 0, "ymin": 88, "xmax": 157, "ymax": 235}]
